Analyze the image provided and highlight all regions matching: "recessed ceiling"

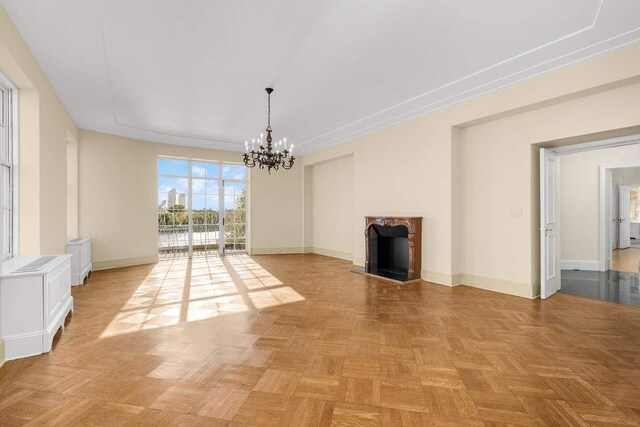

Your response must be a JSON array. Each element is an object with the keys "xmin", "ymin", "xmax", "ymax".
[{"xmin": 2, "ymin": 0, "xmax": 639, "ymax": 154}]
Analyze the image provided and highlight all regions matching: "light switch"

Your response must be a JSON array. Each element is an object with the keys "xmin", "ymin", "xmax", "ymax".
[{"xmin": 509, "ymin": 208, "xmax": 523, "ymax": 218}]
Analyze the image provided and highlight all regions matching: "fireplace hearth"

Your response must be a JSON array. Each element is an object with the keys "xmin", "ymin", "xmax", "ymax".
[{"xmin": 354, "ymin": 216, "xmax": 422, "ymax": 283}]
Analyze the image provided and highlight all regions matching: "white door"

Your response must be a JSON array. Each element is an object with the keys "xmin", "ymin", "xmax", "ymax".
[
  {"xmin": 540, "ymin": 149, "xmax": 560, "ymax": 299},
  {"xmin": 619, "ymin": 185, "xmax": 631, "ymax": 249},
  {"xmin": 607, "ymin": 170, "xmax": 616, "ymax": 269}
]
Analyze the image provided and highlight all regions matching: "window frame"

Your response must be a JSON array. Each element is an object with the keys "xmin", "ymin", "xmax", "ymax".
[
  {"xmin": 0, "ymin": 73, "xmax": 18, "ymax": 261},
  {"xmin": 157, "ymin": 157, "xmax": 249, "ymax": 256}
]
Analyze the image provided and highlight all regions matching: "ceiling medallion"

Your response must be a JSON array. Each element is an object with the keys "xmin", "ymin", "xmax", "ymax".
[{"xmin": 243, "ymin": 88, "xmax": 295, "ymax": 173}]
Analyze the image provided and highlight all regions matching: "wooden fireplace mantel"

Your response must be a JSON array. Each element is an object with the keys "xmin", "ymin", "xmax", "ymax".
[{"xmin": 365, "ymin": 216, "xmax": 422, "ymax": 281}]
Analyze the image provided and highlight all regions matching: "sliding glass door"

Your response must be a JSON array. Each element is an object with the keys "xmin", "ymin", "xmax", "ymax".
[{"xmin": 158, "ymin": 158, "xmax": 247, "ymax": 255}]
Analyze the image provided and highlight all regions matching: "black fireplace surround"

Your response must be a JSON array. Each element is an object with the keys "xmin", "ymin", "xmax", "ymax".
[{"xmin": 367, "ymin": 224, "xmax": 410, "ymax": 281}]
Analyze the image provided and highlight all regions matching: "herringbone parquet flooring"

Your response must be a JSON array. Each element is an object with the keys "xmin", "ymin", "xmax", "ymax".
[{"xmin": 1, "ymin": 254, "xmax": 640, "ymax": 426}]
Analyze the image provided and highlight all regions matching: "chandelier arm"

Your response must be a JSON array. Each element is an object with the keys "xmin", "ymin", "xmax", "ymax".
[{"xmin": 243, "ymin": 87, "xmax": 295, "ymax": 172}]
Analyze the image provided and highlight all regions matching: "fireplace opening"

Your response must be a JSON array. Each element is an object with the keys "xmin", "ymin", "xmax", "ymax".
[{"xmin": 367, "ymin": 224, "xmax": 410, "ymax": 281}]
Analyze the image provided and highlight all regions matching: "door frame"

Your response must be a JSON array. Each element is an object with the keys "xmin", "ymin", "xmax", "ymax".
[
  {"xmin": 599, "ymin": 163, "xmax": 640, "ymax": 270},
  {"xmin": 540, "ymin": 133, "xmax": 640, "ymax": 297}
]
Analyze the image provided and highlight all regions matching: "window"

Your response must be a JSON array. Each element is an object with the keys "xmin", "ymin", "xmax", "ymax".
[
  {"xmin": 0, "ymin": 76, "xmax": 16, "ymax": 260},
  {"xmin": 158, "ymin": 158, "xmax": 247, "ymax": 255}
]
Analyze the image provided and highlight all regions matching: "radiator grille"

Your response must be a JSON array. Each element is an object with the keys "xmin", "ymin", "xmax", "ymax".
[{"xmin": 13, "ymin": 256, "xmax": 57, "ymax": 273}]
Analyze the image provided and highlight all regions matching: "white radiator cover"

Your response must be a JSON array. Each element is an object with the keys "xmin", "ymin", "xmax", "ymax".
[
  {"xmin": 0, "ymin": 255, "xmax": 73, "ymax": 360},
  {"xmin": 66, "ymin": 237, "xmax": 92, "ymax": 286}
]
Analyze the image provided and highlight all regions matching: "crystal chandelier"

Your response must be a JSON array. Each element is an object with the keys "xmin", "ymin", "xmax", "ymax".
[{"xmin": 243, "ymin": 88, "xmax": 295, "ymax": 173}]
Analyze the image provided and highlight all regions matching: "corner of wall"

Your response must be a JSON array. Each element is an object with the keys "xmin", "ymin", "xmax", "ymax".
[{"xmin": 422, "ymin": 270, "xmax": 462, "ymax": 287}]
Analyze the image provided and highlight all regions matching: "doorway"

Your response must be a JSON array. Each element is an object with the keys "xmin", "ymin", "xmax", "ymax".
[
  {"xmin": 602, "ymin": 170, "xmax": 640, "ymax": 274},
  {"xmin": 540, "ymin": 134, "xmax": 640, "ymax": 304},
  {"xmin": 157, "ymin": 157, "xmax": 248, "ymax": 256}
]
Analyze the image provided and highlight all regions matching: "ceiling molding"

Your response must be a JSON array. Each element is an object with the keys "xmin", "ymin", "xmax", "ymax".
[
  {"xmin": 296, "ymin": 29, "xmax": 640, "ymax": 155},
  {"xmin": 3, "ymin": 0, "xmax": 639, "ymax": 156}
]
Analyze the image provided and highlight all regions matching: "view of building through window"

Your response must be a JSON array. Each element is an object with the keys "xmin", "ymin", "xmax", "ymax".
[{"xmin": 158, "ymin": 158, "xmax": 246, "ymax": 254}]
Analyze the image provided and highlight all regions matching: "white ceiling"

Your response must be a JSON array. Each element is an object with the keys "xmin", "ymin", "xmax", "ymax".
[{"xmin": 2, "ymin": 0, "xmax": 640, "ymax": 154}]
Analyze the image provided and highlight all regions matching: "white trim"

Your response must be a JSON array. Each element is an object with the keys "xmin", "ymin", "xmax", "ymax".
[
  {"xmin": 249, "ymin": 247, "xmax": 305, "ymax": 255},
  {"xmin": 599, "ymin": 166, "xmax": 609, "ymax": 271},
  {"xmin": 460, "ymin": 273, "xmax": 536, "ymax": 300},
  {"xmin": 561, "ymin": 260, "xmax": 600, "ymax": 271},
  {"xmin": 421, "ymin": 270, "xmax": 462, "ymax": 287},
  {"xmin": 553, "ymin": 134, "xmax": 640, "ymax": 155},
  {"xmin": 599, "ymin": 162, "xmax": 640, "ymax": 271},
  {"xmin": 8, "ymin": 0, "xmax": 638, "ymax": 155},
  {"xmin": 306, "ymin": 247, "xmax": 352, "ymax": 261},
  {"xmin": 0, "ymin": 73, "xmax": 19, "ymax": 259},
  {"xmin": 93, "ymin": 255, "xmax": 159, "ymax": 271}
]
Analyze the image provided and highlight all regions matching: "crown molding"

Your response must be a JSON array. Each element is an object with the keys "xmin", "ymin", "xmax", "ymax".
[{"xmin": 5, "ymin": 0, "xmax": 639, "ymax": 156}]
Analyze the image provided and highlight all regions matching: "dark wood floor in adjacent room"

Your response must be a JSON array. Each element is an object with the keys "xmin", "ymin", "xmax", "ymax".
[{"xmin": 1, "ymin": 253, "xmax": 640, "ymax": 426}]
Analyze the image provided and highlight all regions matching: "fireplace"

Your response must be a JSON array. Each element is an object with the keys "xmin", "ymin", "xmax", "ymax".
[{"xmin": 361, "ymin": 216, "xmax": 422, "ymax": 282}]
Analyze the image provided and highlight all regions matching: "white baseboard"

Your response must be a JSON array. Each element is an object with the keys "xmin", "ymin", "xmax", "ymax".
[
  {"xmin": 421, "ymin": 270, "xmax": 462, "ymax": 287},
  {"xmin": 93, "ymin": 255, "xmax": 159, "ymax": 271},
  {"xmin": 250, "ymin": 247, "xmax": 306, "ymax": 255},
  {"xmin": 561, "ymin": 259, "xmax": 600, "ymax": 271},
  {"xmin": 460, "ymin": 274, "xmax": 535, "ymax": 299},
  {"xmin": 353, "ymin": 257, "xmax": 365, "ymax": 267},
  {"xmin": 0, "ymin": 339, "xmax": 4, "ymax": 367},
  {"xmin": 306, "ymin": 247, "xmax": 353, "ymax": 261}
]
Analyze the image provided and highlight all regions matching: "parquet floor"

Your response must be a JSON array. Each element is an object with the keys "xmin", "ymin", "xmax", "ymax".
[
  {"xmin": 1, "ymin": 254, "xmax": 640, "ymax": 426},
  {"xmin": 612, "ymin": 248, "xmax": 640, "ymax": 274}
]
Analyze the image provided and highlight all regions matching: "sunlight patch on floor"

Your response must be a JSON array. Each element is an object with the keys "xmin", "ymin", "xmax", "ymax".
[{"xmin": 99, "ymin": 254, "xmax": 304, "ymax": 338}]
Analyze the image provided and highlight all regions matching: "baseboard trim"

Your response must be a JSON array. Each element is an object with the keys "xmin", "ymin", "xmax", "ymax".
[
  {"xmin": 93, "ymin": 255, "xmax": 159, "ymax": 271},
  {"xmin": 306, "ymin": 247, "xmax": 353, "ymax": 261},
  {"xmin": 250, "ymin": 247, "xmax": 306, "ymax": 255},
  {"xmin": 353, "ymin": 257, "xmax": 365, "ymax": 267},
  {"xmin": 421, "ymin": 270, "xmax": 462, "ymax": 287},
  {"xmin": 561, "ymin": 259, "xmax": 600, "ymax": 271},
  {"xmin": 0, "ymin": 339, "xmax": 5, "ymax": 368},
  {"xmin": 460, "ymin": 273, "xmax": 535, "ymax": 299}
]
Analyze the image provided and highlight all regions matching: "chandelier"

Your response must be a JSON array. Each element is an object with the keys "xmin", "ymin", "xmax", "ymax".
[{"xmin": 243, "ymin": 87, "xmax": 295, "ymax": 173}]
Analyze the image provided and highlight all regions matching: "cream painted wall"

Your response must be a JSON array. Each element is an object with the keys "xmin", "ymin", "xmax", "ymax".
[
  {"xmin": 78, "ymin": 130, "xmax": 303, "ymax": 268},
  {"xmin": 0, "ymin": 5, "xmax": 78, "ymax": 256},
  {"xmin": 613, "ymin": 167, "xmax": 640, "ymax": 185},
  {"xmin": 307, "ymin": 155, "xmax": 354, "ymax": 260},
  {"xmin": 304, "ymin": 42, "xmax": 640, "ymax": 298},
  {"xmin": 250, "ymin": 156, "xmax": 304, "ymax": 255},
  {"xmin": 66, "ymin": 133, "xmax": 79, "ymax": 240},
  {"xmin": 3, "ymin": 1, "xmax": 640, "ymax": 301},
  {"xmin": 560, "ymin": 147, "xmax": 640, "ymax": 266}
]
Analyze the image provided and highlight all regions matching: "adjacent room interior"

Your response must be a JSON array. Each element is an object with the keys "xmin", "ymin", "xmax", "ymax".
[
  {"xmin": 1, "ymin": 1, "xmax": 640, "ymax": 425},
  {"xmin": 557, "ymin": 143, "xmax": 640, "ymax": 306}
]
